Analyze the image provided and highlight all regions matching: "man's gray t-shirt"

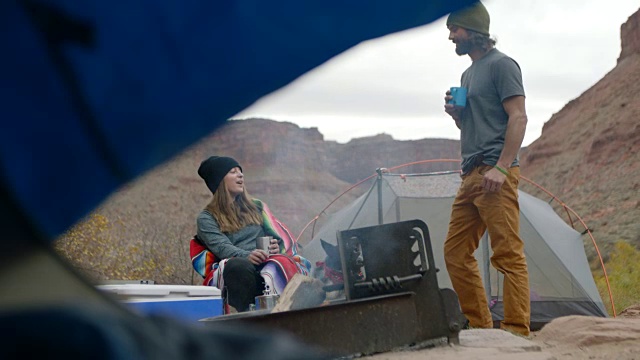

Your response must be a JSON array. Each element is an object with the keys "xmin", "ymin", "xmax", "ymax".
[{"xmin": 459, "ymin": 48, "xmax": 525, "ymax": 174}]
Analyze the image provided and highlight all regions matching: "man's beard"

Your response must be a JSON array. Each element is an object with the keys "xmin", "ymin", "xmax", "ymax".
[{"xmin": 455, "ymin": 38, "xmax": 472, "ymax": 56}]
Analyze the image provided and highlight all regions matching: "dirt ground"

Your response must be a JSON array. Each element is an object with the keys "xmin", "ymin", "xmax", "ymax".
[{"xmin": 363, "ymin": 304, "xmax": 640, "ymax": 360}]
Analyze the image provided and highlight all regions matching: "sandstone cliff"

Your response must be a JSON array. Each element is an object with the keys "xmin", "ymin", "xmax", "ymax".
[
  {"xmin": 521, "ymin": 8, "xmax": 640, "ymax": 261},
  {"xmin": 186, "ymin": 119, "xmax": 462, "ymax": 241},
  {"xmin": 55, "ymin": 118, "xmax": 461, "ymax": 283}
]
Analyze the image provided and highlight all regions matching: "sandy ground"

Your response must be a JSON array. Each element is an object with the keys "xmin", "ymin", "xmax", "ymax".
[{"xmin": 362, "ymin": 305, "xmax": 640, "ymax": 360}]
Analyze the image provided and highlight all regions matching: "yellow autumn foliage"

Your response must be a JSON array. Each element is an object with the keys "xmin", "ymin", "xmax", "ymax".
[
  {"xmin": 54, "ymin": 211, "xmax": 193, "ymax": 284},
  {"xmin": 594, "ymin": 241, "xmax": 640, "ymax": 316}
]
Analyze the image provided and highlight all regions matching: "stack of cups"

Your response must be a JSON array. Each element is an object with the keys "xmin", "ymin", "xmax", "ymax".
[{"xmin": 255, "ymin": 285, "xmax": 279, "ymax": 311}]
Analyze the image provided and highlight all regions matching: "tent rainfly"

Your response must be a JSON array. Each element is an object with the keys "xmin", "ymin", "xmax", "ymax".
[{"xmin": 303, "ymin": 171, "xmax": 608, "ymax": 330}]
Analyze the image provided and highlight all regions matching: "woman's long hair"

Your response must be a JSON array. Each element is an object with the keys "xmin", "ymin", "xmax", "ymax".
[{"xmin": 205, "ymin": 181, "xmax": 263, "ymax": 233}]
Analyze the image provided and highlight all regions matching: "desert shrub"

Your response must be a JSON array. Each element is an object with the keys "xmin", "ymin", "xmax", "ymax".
[
  {"xmin": 54, "ymin": 213, "xmax": 113, "ymax": 280},
  {"xmin": 594, "ymin": 241, "xmax": 640, "ymax": 316},
  {"xmin": 54, "ymin": 211, "xmax": 192, "ymax": 284}
]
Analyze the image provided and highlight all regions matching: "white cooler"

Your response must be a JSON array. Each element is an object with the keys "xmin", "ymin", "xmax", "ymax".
[{"xmin": 97, "ymin": 284, "xmax": 222, "ymax": 321}]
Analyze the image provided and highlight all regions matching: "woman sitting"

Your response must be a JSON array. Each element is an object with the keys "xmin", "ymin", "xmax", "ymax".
[{"xmin": 195, "ymin": 155, "xmax": 309, "ymax": 312}]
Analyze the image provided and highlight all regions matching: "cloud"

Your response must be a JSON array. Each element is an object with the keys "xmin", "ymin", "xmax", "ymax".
[{"xmin": 236, "ymin": 0, "xmax": 639, "ymax": 147}]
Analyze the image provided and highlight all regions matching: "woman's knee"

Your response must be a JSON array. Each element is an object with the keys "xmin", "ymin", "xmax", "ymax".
[{"xmin": 223, "ymin": 257, "xmax": 255, "ymax": 277}]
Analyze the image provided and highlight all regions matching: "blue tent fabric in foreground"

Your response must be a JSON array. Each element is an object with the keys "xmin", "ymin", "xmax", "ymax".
[
  {"xmin": 1, "ymin": 0, "xmax": 475, "ymax": 241},
  {"xmin": 0, "ymin": 1, "xmax": 476, "ymax": 359}
]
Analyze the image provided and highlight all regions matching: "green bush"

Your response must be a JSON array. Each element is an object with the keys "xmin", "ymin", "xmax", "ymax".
[{"xmin": 595, "ymin": 241, "xmax": 640, "ymax": 316}]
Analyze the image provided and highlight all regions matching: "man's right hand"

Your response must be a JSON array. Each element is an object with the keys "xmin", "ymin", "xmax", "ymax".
[
  {"xmin": 248, "ymin": 249, "xmax": 268, "ymax": 265},
  {"xmin": 444, "ymin": 90, "xmax": 462, "ymax": 128}
]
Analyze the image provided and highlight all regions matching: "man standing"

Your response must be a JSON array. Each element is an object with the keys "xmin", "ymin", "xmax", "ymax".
[{"xmin": 442, "ymin": 2, "xmax": 530, "ymax": 336}]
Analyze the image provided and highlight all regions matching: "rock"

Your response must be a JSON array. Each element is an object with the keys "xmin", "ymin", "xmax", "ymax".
[
  {"xmin": 619, "ymin": 7, "xmax": 640, "ymax": 62},
  {"xmin": 534, "ymin": 315, "xmax": 640, "ymax": 347},
  {"xmin": 619, "ymin": 303, "xmax": 640, "ymax": 318}
]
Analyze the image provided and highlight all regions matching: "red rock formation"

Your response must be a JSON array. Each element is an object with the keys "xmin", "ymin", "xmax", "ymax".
[
  {"xmin": 521, "ymin": 7, "xmax": 640, "ymax": 259},
  {"xmin": 619, "ymin": 8, "xmax": 640, "ymax": 62}
]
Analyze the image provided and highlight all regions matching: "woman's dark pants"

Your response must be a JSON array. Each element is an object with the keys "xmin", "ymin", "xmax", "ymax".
[{"xmin": 223, "ymin": 257, "xmax": 264, "ymax": 312}]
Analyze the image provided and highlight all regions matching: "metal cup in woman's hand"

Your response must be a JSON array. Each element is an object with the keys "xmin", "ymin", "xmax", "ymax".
[{"xmin": 256, "ymin": 236, "xmax": 271, "ymax": 252}]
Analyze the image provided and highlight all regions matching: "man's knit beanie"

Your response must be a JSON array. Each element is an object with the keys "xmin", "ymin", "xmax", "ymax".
[
  {"xmin": 446, "ymin": 1, "xmax": 490, "ymax": 36},
  {"xmin": 198, "ymin": 156, "xmax": 242, "ymax": 194}
]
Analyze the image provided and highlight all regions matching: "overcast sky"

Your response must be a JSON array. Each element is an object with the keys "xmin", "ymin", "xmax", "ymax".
[{"xmin": 234, "ymin": 0, "xmax": 639, "ymax": 146}]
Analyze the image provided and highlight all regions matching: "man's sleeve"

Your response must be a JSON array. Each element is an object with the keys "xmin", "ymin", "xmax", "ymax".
[{"xmin": 494, "ymin": 57, "xmax": 525, "ymax": 102}]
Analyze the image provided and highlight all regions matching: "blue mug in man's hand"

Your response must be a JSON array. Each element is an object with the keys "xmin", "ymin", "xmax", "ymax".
[{"xmin": 448, "ymin": 87, "xmax": 467, "ymax": 107}]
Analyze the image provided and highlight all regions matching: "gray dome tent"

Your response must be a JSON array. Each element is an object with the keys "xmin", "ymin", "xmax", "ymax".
[{"xmin": 304, "ymin": 170, "xmax": 608, "ymax": 330}]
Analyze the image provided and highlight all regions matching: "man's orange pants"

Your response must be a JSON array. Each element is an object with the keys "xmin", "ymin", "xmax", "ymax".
[{"xmin": 444, "ymin": 165, "xmax": 530, "ymax": 336}]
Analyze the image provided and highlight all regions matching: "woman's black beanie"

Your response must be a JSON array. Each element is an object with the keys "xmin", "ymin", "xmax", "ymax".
[{"xmin": 198, "ymin": 156, "xmax": 242, "ymax": 194}]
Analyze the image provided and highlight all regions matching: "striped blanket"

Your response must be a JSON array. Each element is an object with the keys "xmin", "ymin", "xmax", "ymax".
[{"xmin": 190, "ymin": 199, "xmax": 311, "ymax": 293}]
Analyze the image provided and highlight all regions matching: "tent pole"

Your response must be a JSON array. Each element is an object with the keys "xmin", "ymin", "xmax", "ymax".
[
  {"xmin": 376, "ymin": 168, "xmax": 383, "ymax": 225},
  {"xmin": 347, "ymin": 179, "xmax": 377, "ymax": 230},
  {"xmin": 482, "ymin": 231, "xmax": 491, "ymax": 303}
]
